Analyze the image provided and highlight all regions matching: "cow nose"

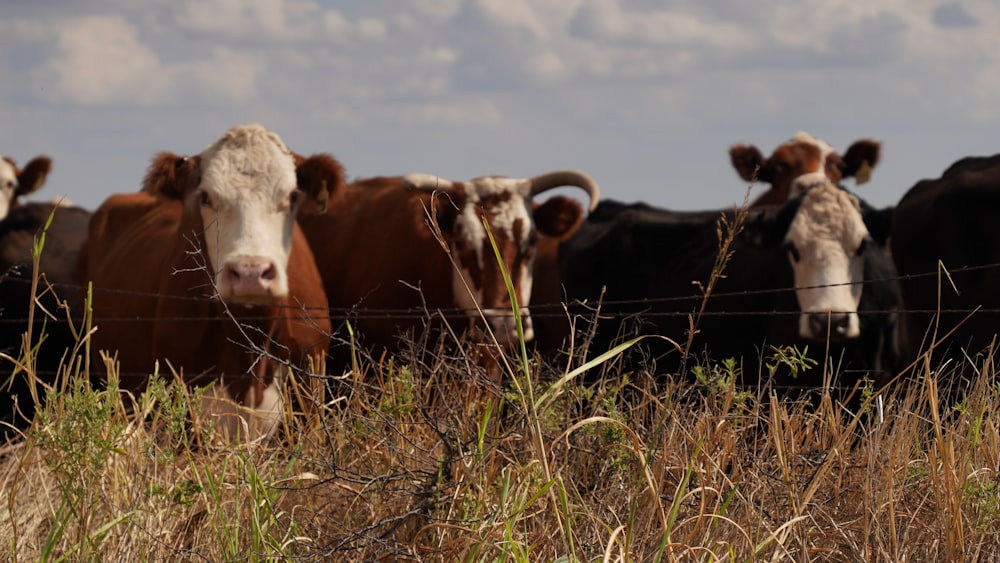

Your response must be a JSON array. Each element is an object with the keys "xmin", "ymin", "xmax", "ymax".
[
  {"xmin": 224, "ymin": 258, "xmax": 278, "ymax": 297},
  {"xmin": 489, "ymin": 309, "xmax": 534, "ymax": 346},
  {"xmin": 807, "ymin": 312, "xmax": 851, "ymax": 340}
]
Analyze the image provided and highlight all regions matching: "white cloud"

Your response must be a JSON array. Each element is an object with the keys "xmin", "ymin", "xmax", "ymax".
[
  {"xmin": 173, "ymin": 0, "xmax": 320, "ymax": 41},
  {"xmin": 411, "ymin": 0, "xmax": 464, "ymax": 22},
  {"xmin": 181, "ymin": 47, "xmax": 263, "ymax": 104},
  {"xmin": 39, "ymin": 15, "xmax": 172, "ymax": 106},
  {"xmin": 471, "ymin": 0, "xmax": 553, "ymax": 40},
  {"xmin": 526, "ymin": 51, "xmax": 570, "ymax": 82},
  {"xmin": 570, "ymin": 0, "xmax": 754, "ymax": 50},
  {"xmin": 321, "ymin": 11, "xmax": 389, "ymax": 43},
  {"xmin": 417, "ymin": 46, "xmax": 460, "ymax": 66}
]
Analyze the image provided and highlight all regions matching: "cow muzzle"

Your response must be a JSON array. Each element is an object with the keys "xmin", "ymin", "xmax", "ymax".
[
  {"xmin": 484, "ymin": 308, "xmax": 534, "ymax": 346},
  {"xmin": 802, "ymin": 311, "xmax": 859, "ymax": 341},
  {"xmin": 220, "ymin": 256, "xmax": 282, "ymax": 301}
]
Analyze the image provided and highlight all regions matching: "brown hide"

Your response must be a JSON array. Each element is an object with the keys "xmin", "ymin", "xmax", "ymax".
[{"xmin": 297, "ymin": 177, "xmax": 455, "ymax": 356}]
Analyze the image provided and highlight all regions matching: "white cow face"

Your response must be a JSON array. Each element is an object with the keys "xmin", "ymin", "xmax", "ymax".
[
  {"xmin": 783, "ymin": 183, "xmax": 870, "ymax": 340},
  {"xmin": 195, "ymin": 125, "xmax": 302, "ymax": 303},
  {"xmin": 0, "ymin": 158, "xmax": 18, "ymax": 220}
]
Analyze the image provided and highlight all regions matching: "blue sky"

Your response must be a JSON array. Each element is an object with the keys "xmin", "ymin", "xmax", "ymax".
[{"xmin": 3, "ymin": 1, "xmax": 999, "ymax": 212}]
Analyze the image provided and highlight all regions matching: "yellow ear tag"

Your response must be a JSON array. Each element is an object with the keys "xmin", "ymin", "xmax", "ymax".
[{"xmin": 854, "ymin": 160, "xmax": 872, "ymax": 185}]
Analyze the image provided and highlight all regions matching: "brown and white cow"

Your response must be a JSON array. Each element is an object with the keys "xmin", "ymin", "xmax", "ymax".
[
  {"xmin": 296, "ymin": 170, "xmax": 598, "ymax": 361},
  {"xmin": 0, "ymin": 155, "xmax": 52, "ymax": 220},
  {"xmin": 79, "ymin": 124, "xmax": 343, "ymax": 439},
  {"xmin": 729, "ymin": 132, "xmax": 881, "ymax": 206}
]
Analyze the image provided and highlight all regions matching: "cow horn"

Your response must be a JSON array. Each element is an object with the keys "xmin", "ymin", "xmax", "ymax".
[
  {"xmin": 528, "ymin": 170, "xmax": 600, "ymax": 212},
  {"xmin": 403, "ymin": 173, "xmax": 457, "ymax": 192}
]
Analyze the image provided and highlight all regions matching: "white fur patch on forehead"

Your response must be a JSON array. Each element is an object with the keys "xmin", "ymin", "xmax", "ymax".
[
  {"xmin": 199, "ymin": 124, "xmax": 296, "ymax": 196},
  {"xmin": 455, "ymin": 176, "xmax": 534, "ymax": 268},
  {"xmin": 465, "ymin": 176, "xmax": 533, "ymax": 201},
  {"xmin": 790, "ymin": 131, "xmax": 835, "ymax": 161},
  {"xmin": 787, "ymin": 183, "xmax": 866, "ymax": 244},
  {"xmin": 404, "ymin": 173, "xmax": 454, "ymax": 190}
]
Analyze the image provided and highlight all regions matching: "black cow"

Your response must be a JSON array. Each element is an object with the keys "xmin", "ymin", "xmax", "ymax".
[
  {"xmin": 0, "ymin": 201, "xmax": 91, "ymax": 441},
  {"xmin": 891, "ymin": 154, "xmax": 1000, "ymax": 373},
  {"xmin": 557, "ymin": 181, "xmax": 902, "ymax": 395}
]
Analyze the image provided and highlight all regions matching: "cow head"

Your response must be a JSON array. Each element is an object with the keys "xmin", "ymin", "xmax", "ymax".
[
  {"xmin": 403, "ymin": 170, "xmax": 599, "ymax": 346},
  {"xmin": 142, "ymin": 124, "xmax": 345, "ymax": 304},
  {"xmin": 0, "ymin": 156, "xmax": 52, "ymax": 220},
  {"xmin": 730, "ymin": 132, "xmax": 880, "ymax": 205},
  {"xmin": 757, "ymin": 181, "xmax": 872, "ymax": 341}
]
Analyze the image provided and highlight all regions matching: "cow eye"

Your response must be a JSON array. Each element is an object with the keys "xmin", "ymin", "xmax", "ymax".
[
  {"xmin": 287, "ymin": 189, "xmax": 301, "ymax": 208},
  {"xmin": 3, "ymin": 180, "xmax": 13, "ymax": 191},
  {"xmin": 784, "ymin": 240, "xmax": 800, "ymax": 263},
  {"xmin": 856, "ymin": 236, "xmax": 871, "ymax": 256},
  {"xmin": 199, "ymin": 190, "xmax": 213, "ymax": 209}
]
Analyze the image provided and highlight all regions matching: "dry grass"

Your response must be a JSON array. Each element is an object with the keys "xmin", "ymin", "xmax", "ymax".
[{"xmin": 2, "ymin": 327, "xmax": 1000, "ymax": 562}]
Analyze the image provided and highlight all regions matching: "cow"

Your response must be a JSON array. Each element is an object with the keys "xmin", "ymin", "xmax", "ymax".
[
  {"xmin": 729, "ymin": 132, "xmax": 881, "ymax": 206},
  {"xmin": 0, "ymin": 173, "xmax": 91, "ymax": 443},
  {"xmin": 890, "ymin": 154, "xmax": 1000, "ymax": 379},
  {"xmin": 78, "ymin": 124, "xmax": 342, "ymax": 439},
  {"xmin": 295, "ymin": 170, "xmax": 599, "ymax": 371},
  {"xmin": 556, "ymin": 179, "xmax": 903, "ymax": 396},
  {"xmin": 0, "ymin": 155, "xmax": 52, "ymax": 220}
]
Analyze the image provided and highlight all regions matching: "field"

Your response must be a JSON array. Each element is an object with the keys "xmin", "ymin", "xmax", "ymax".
[{"xmin": 2, "ymin": 303, "xmax": 1000, "ymax": 562}]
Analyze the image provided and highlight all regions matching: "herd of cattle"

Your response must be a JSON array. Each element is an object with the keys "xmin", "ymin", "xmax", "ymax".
[{"xmin": 0, "ymin": 124, "xmax": 997, "ymax": 441}]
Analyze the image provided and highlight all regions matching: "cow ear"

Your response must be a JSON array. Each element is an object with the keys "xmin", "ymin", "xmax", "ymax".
[
  {"xmin": 141, "ymin": 152, "xmax": 199, "ymax": 199},
  {"xmin": 841, "ymin": 140, "xmax": 881, "ymax": 185},
  {"xmin": 294, "ymin": 153, "xmax": 346, "ymax": 214},
  {"xmin": 729, "ymin": 144, "xmax": 768, "ymax": 183},
  {"xmin": 864, "ymin": 206, "xmax": 893, "ymax": 246},
  {"xmin": 15, "ymin": 156, "xmax": 52, "ymax": 197},
  {"xmin": 533, "ymin": 195, "xmax": 584, "ymax": 240},
  {"xmin": 428, "ymin": 191, "xmax": 462, "ymax": 235}
]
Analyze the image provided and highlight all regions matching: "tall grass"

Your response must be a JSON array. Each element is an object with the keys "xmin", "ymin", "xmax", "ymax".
[{"xmin": 4, "ymin": 306, "xmax": 1000, "ymax": 560}]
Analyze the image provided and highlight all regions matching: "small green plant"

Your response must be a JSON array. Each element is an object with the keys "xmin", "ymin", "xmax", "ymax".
[
  {"xmin": 378, "ymin": 363, "xmax": 415, "ymax": 418},
  {"xmin": 765, "ymin": 344, "xmax": 818, "ymax": 380},
  {"xmin": 691, "ymin": 356, "xmax": 740, "ymax": 394},
  {"xmin": 34, "ymin": 372, "xmax": 130, "ymax": 560}
]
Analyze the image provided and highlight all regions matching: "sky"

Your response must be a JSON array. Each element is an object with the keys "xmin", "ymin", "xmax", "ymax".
[{"xmin": 2, "ymin": 0, "xmax": 999, "ymax": 213}]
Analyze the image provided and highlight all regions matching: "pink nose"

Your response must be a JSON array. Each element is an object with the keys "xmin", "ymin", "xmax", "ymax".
[{"xmin": 223, "ymin": 258, "xmax": 278, "ymax": 297}]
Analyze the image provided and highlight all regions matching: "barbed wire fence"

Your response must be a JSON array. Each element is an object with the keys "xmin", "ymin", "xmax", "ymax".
[
  {"xmin": 2, "ymin": 259, "xmax": 999, "ymax": 323},
  {"xmin": 0, "ymin": 256, "xmax": 995, "ymax": 387}
]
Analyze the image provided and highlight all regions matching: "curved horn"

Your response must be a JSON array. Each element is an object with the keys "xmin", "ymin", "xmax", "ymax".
[
  {"xmin": 528, "ymin": 170, "xmax": 600, "ymax": 212},
  {"xmin": 403, "ymin": 173, "xmax": 457, "ymax": 192}
]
